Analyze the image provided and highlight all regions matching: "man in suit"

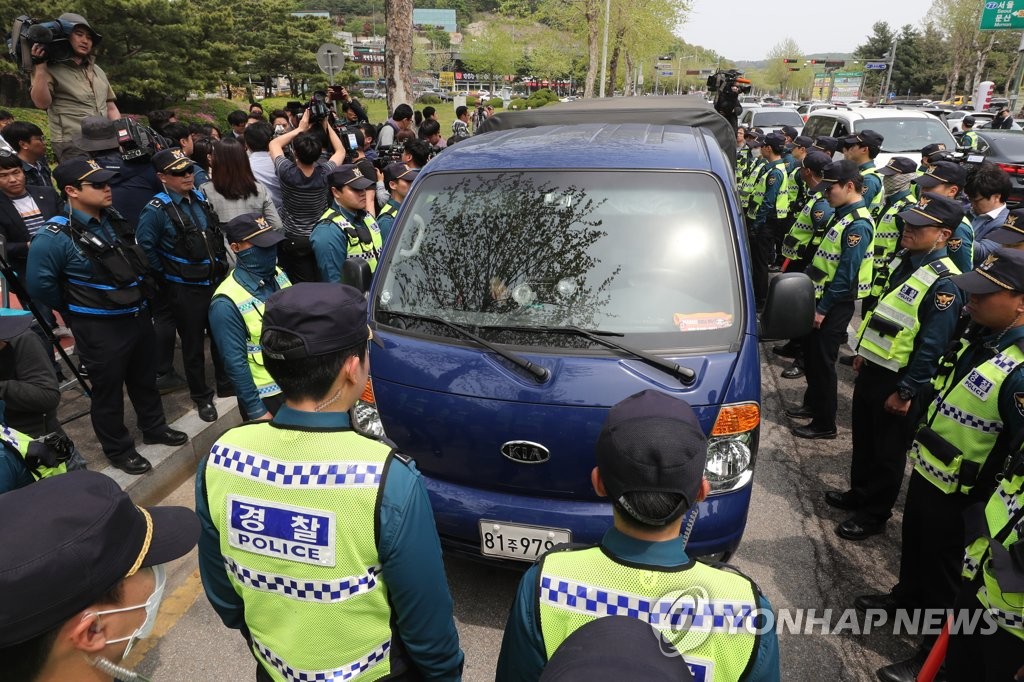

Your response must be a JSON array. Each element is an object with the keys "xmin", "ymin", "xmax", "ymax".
[{"xmin": 965, "ymin": 162, "xmax": 1012, "ymax": 266}]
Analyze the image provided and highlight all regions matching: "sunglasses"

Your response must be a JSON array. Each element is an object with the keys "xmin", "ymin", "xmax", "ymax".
[
  {"xmin": 81, "ymin": 181, "xmax": 110, "ymax": 190},
  {"xmin": 166, "ymin": 168, "xmax": 194, "ymax": 177}
]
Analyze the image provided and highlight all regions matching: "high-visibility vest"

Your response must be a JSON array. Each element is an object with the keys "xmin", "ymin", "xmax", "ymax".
[
  {"xmin": 0, "ymin": 424, "xmax": 67, "ymax": 482},
  {"xmin": 317, "ymin": 208, "xmax": 383, "ymax": 273},
  {"xmin": 806, "ymin": 206, "xmax": 875, "ymax": 300},
  {"xmin": 204, "ymin": 422, "xmax": 397, "ymax": 681},
  {"xmin": 745, "ymin": 159, "xmax": 790, "ymax": 221},
  {"xmin": 870, "ymin": 192, "xmax": 915, "ymax": 278},
  {"xmin": 861, "ymin": 165, "xmax": 885, "ymax": 220},
  {"xmin": 781, "ymin": 192, "xmax": 827, "ymax": 260}
]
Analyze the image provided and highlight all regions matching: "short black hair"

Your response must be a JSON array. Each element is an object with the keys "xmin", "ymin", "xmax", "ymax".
[
  {"xmin": 357, "ymin": 122, "xmax": 376, "ymax": 144},
  {"xmin": 244, "ymin": 121, "xmax": 274, "ymax": 152},
  {"xmin": 393, "ymin": 104, "xmax": 413, "ymax": 121},
  {"xmin": 292, "ymin": 131, "xmax": 323, "ymax": 165},
  {"xmin": 162, "ymin": 122, "xmax": 191, "ymax": 145},
  {"xmin": 966, "ymin": 162, "xmax": 1013, "ymax": 203},
  {"xmin": 0, "ymin": 110, "xmax": 13, "ymax": 123},
  {"xmin": 147, "ymin": 109, "xmax": 176, "ymax": 134},
  {"xmin": 613, "ymin": 491, "xmax": 688, "ymax": 531},
  {"xmin": 419, "ymin": 119, "xmax": 441, "ymax": 139},
  {"xmin": 227, "ymin": 110, "xmax": 249, "ymax": 127},
  {"xmin": 456, "ymin": 105, "xmax": 468, "ymax": 118},
  {"xmin": 422, "ymin": 106, "xmax": 436, "ymax": 119},
  {"xmin": 262, "ymin": 329, "xmax": 366, "ymax": 401},
  {"xmin": 270, "ymin": 109, "xmax": 289, "ymax": 124},
  {"xmin": 404, "ymin": 138, "xmax": 432, "ymax": 167},
  {"xmin": 0, "ymin": 153, "xmax": 22, "ymax": 170},
  {"xmin": 2, "ymin": 122, "xmax": 43, "ymax": 150}
]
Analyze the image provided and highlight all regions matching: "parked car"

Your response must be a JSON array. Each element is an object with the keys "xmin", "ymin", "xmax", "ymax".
[
  {"xmin": 801, "ymin": 107, "xmax": 958, "ymax": 167},
  {"xmin": 738, "ymin": 106, "xmax": 804, "ymax": 134},
  {"xmin": 348, "ymin": 96, "xmax": 814, "ymax": 565},
  {"xmin": 797, "ymin": 102, "xmax": 849, "ymax": 122},
  {"xmin": 972, "ymin": 131, "xmax": 1024, "ymax": 207},
  {"xmin": 944, "ymin": 110, "xmax": 995, "ymax": 133},
  {"xmin": 976, "ymin": 117, "xmax": 1022, "ymax": 131},
  {"xmin": 845, "ymin": 100, "xmax": 870, "ymax": 109}
]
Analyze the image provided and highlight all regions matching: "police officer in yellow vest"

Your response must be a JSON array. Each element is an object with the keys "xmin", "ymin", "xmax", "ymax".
[
  {"xmin": 827, "ymin": 193, "xmax": 964, "ymax": 542},
  {"xmin": 866, "ymin": 157, "xmax": 921, "ymax": 312},
  {"xmin": 748, "ymin": 132, "xmax": 791, "ymax": 310},
  {"xmin": 208, "ymin": 213, "xmax": 291, "ymax": 421},
  {"xmin": 310, "ymin": 165, "xmax": 383, "ymax": 283},
  {"xmin": 913, "ymin": 161, "xmax": 975, "ymax": 273},
  {"xmin": 839, "ymin": 130, "xmax": 885, "ymax": 221},
  {"xmin": 787, "ymin": 160, "xmax": 875, "ymax": 439},
  {"xmin": 376, "ymin": 162, "xmax": 419, "ymax": 244},
  {"xmin": 0, "ymin": 423, "xmax": 73, "ymax": 493},
  {"xmin": 197, "ymin": 282, "xmax": 464, "ymax": 682},
  {"xmin": 961, "ymin": 115, "xmax": 980, "ymax": 150},
  {"xmin": 496, "ymin": 390, "xmax": 781, "ymax": 682},
  {"xmin": 855, "ymin": 248, "xmax": 1024, "ymax": 682},
  {"xmin": 947, "ymin": 435, "xmax": 1024, "ymax": 680}
]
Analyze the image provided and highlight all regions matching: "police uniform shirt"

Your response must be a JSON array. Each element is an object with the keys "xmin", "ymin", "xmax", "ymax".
[
  {"xmin": 136, "ymin": 188, "xmax": 211, "ymax": 275},
  {"xmin": 859, "ymin": 161, "xmax": 883, "ymax": 211},
  {"xmin": 753, "ymin": 160, "xmax": 787, "ymax": 231},
  {"xmin": 26, "ymin": 208, "xmax": 132, "ymax": 313},
  {"xmin": 948, "ymin": 218, "xmax": 975, "ymax": 274},
  {"xmin": 817, "ymin": 199, "xmax": 874, "ymax": 315},
  {"xmin": 194, "ymin": 405, "xmax": 465, "ymax": 677},
  {"xmin": 308, "ymin": 204, "xmax": 378, "ymax": 283},
  {"xmin": 376, "ymin": 198, "xmax": 402, "ymax": 245},
  {"xmin": 495, "ymin": 526, "xmax": 781, "ymax": 682}
]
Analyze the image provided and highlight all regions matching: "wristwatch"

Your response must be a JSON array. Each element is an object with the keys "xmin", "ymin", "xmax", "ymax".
[{"xmin": 896, "ymin": 386, "xmax": 915, "ymax": 401}]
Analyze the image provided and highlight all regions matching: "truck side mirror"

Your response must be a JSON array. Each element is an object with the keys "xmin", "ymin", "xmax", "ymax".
[
  {"xmin": 342, "ymin": 259, "xmax": 372, "ymax": 294},
  {"xmin": 760, "ymin": 273, "xmax": 815, "ymax": 340}
]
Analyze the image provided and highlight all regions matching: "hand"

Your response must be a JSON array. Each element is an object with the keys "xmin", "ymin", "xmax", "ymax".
[
  {"xmin": 341, "ymin": 87, "xmax": 350, "ymax": 101},
  {"xmin": 255, "ymin": 412, "xmax": 272, "ymax": 421},
  {"xmin": 813, "ymin": 312, "xmax": 825, "ymax": 329},
  {"xmin": 883, "ymin": 392, "xmax": 912, "ymax": 417},
  {"xmin": 30, "ymin": 43, "xmax": 48, "ymax": 66},
  {"xmin": 297, "ymin": 108, "xmax": 311, "ymax": 132},
  {"xmin": 851, "ymin": 355, "xmax": 864, "ymax": 373}
]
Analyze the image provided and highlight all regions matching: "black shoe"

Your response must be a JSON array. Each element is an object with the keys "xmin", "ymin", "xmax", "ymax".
[
  {"xmin": 839, "ymin": 355, "xmax": 855, "ymax": 366},
  {"xmin": 781, "ymin": 363, "xmax": 805, "ymax": 379},
  {"xmin": 836, "ymin": 515, "xmax": 886, "ymax": 540},
  {"xmin": 791, "ymin": 424, "xmax": 837, "ymax": 439},
  {"xmin": 876, "ymin": 650, "xmax": 929, "ymax": 682},
  {"xmin": 142, "ymin": 427, "xmax": 188, "ymax": 447},
  {"xmin": 216, "ymin": 384, "xmax": 236, "ymax": 398},
  {"xmin": 854, "ymin": 592, "xmax": 902, "ymax": 615},
  {"xmin": 824, "ymin": 490, "xmax": 862, "ymax": 510},
  {"xmin": 155, "ymin": 371, "xmax": 187, "ymax": 395},
  {"xmin": 196, "ymin": 400, "xmax": 218, "ymax": 423},
  {"xmin": 108, "ymin": 451, "xmax": 152, "ymax": 475},
  {"xmin": 772, "ymin": 343, "xmax": 799, "ymax": 359},
  {"xmin": 785, "ymin": 405, "xmax": 815, "ymax": 419}
]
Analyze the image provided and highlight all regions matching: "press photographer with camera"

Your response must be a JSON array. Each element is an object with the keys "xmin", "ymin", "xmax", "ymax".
[
  {"xmin": 708, "ymin": 69, "xmax": 751, "ymax": 132},
  {"xmin": 27, "ymin": 14, "xmax": 120, "ymax": 162}
]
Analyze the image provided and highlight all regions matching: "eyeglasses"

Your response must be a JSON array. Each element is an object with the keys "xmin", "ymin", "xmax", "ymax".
[
  {"xmin": 167, "ymin": 168, "xmax": 194, "ymax": 178},
  {"xmin": 81, "ymin": 181, "xmax": 110, "ymax": 190}
]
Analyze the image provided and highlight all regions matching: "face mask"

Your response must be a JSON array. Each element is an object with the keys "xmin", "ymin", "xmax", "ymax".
[
  {"xmin": 236, "ymin": 245, "xmax": 278, "ymax": 280},
  {"xmin": 90, "ymin": 564, "xmax": 167, "ymax": 660}
]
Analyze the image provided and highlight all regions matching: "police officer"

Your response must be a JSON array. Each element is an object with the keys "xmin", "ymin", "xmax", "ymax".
[
  {"xmin": 26, "ymin": 159, "xmax": 186, "ymax": 475},
  {"xmin": 309, "ymin": 165, "xmax": 383, "ymax": 283},
  {"xmin": 137, "ymin": 148, "xmax": 230, "ymax": 422},
  {"xmin": 197, "ymin": 282, "xmax": 465, "ymax": 682},
  {"xmin": 786, "ymin": 135, "xmax": 815, "ymax": 210},
  {"xmin": 812, "ymin": 135, "xmax": 839, "ymax": 158},
  {"xmin": 738, "ymin": 131, "xmax": 765, "ymax": 213},
  {"xmin": 947, "ymin": 435, "xmax": 1024, "ymax": 680},
  {"xmin": 913, "ymin": 160, "xmax": 975, "ymax": 273},
  {"xmin": 856, "ymin": 248, "xmax": 1024, "ymax": 682},
  {"xmin": 208, "ymin": 214, "xmax": 291, "ymax": 421},
  {"xmin": 778, "ymin": 125, "xmax": 799, "ymax": 168},
  {"xmin": 787, "ymin": 160, "xmax": 874, "ymax": 439},
  {"xmin": 961, "ymin": 115, "xmax": 980, "ymax": 149},
  {"xmin": 918, "ymin": 142, "xmax": 952, "ymax": 175},
  {"xmin": 987, "ymin": 207, "xmax": 1024, "ymax": 249},
  {"xmin": 0, "ymin": 471, "xmax": 199, "ymax": 682},
  {"xmin": 0, "ymin": 422, "xmax": 74, "ymax": 492},
  {"xmin": 748, "ymin": 132, "xmax": 790, "ymax": 310},
  {"xmin": 376, "ymin": 162, "xmax": 418, "ymax": 244},
  {"xmin": 864, "ymin": 156, "xmax": 920, "ymax": 313},
  {"xmin": 828, "ymin": 193, "xmax": 964, "ymax": 541},
  {"xmin": 496, "ymin": 389, "xmax": 780, "ymax": 681},
  {"xmin": 839, "ymin": 130, "xmax": 885, "ymax": 221}
]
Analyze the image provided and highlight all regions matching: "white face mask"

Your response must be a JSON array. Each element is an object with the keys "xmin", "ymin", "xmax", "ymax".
[{"xmin": 90, "ymin": 564, "xmax": 167, "ymax": 660}]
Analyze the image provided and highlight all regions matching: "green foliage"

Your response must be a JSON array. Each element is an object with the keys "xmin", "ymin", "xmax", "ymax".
[
  {"xmin": 486, "ymin": 97, "xmax": 504, "ymax": 108},
  {"xmin": 417, "ymin": 94, "xmax": 443, "ymax": 104}
]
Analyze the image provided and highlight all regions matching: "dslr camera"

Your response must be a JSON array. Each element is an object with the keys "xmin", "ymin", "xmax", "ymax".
[
  {"xmin": 307, "ymin": 91, "xmax": 334, "ymax": 125},
  {"xmin": 8, "ymin": 15, "xmax": 81, "ymax": 70}
]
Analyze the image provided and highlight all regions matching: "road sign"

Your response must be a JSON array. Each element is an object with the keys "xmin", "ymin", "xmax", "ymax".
[
  {"xmin": 660, "ymin": 71, "xmax": 674, "ymax": 77},
  {"xmin": 980, "ymin": 0, "xmax": 1024, "ymax": 29},
  {"xmin": 315, "ymin": 43, "xmax": 346, "ymax": 83},
  {"xmin": 439, "ymin": 71, "xmax": 455, "ymax": 88},
  {"xmin": 889, "ymin": 92, "xmax": 896, "ymax": 99},
  {"xmin": 865, "ymin": 62, "xmax": 888, "ymax": 70}
]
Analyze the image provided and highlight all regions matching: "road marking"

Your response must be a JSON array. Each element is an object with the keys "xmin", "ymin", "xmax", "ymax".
[{"xmin": 125, "ymin": 567, "xmax": 205, "ymax": 667}]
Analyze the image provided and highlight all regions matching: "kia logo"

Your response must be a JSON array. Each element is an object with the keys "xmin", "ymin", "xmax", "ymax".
[{"xmin": 501, "ymin": 441, "xmax": 550, "ymax": 464}]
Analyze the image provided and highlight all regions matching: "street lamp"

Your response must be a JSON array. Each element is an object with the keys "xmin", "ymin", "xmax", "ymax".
[{"xmin": 882, "ymin": 38, "xmax": 897, "ymax": 102}]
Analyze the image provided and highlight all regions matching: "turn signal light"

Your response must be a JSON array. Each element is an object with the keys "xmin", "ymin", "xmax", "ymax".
[
  {"xmin": 360, "ymin": 379, "xmax": 376, "ymax": 405},
  {"xmin": 712, "ymin": 402, "xmax": 760, "ymax": 436}
]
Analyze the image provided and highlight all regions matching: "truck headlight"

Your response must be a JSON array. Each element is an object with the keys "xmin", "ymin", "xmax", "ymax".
[
  {"xmin": 706, "ymin": 402, "xmax": 759, "ymax": 492},
  {"xmin": 350, "ymin": 380, "xmax": 386, "ymax": 439}
]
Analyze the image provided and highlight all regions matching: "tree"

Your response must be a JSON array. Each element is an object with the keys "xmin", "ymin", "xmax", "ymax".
[
  {"xmin": 761, "ymin": 38, "xmax": 807, "ymax": 98},
  {"xmin": 461, "ymin": 24, "xmax": 522, "ymax": 92},
  {"xmin": 853, "ymin": 21, "xmax": 894, "ymax": 101},
  {"xmin": 889, "ymin": 24, "xmax": 923, "ymax": 98},
  {"xmin": 539, "ymin": 0, "xmax": 602, "ymax": 98},
  {"xmin": 385, "ymin": 0, "xmax": 415, "ymax": 109}
]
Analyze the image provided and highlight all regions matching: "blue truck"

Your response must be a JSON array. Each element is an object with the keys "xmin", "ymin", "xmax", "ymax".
[{"xmin": 348, "ymin": 96, "xmax": 813, "ymax": 563}]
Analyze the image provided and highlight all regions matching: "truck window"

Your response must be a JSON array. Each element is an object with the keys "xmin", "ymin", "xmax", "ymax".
[
  {"xmin": 375, "ymin": 170, "xmax": 742, "ymax": 351},
  {"xmin": 802, "ymin": 116, "xmax": 835, "ymax": 139}
]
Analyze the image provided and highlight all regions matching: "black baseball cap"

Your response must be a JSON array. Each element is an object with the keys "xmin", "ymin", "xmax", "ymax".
[
  {"xmin": 989, "ymin": 208, "xmax": 1024, "ymax": 244},
  {"xmin": 329, "ymin": 164, "xmax": 375, "ymax": 190},
  {"xmin": 261, "ymin": 282, "xmax": 383, "ymax": 360},
  {"xmin": 539, "ymin": 616, "xmax": 694, "ymax": 682},
  {"xmin": 802, "ymin": 151, "xmax": 832, "ymax": 175},
  {"xmin": 779, "ymin": 125, "xmax": 799, "ymax": 140},
  {"xmin": 0, "ymin": 308, "xmax": 33, "ymax": 341},
  {"xmin": 763, "ymin": 132, "xmax": 786, "ymax": 151},
  {"xmin": 897, "ymin": 192, "xmax": 965, "ymax": 229},
  {"xmin": 839, "ymin": 129, "xmax": 884, "ymax": 149},
  {"xmin": 0, "ymin": 471, "xmax": 199, "ymax": 647},
  {"xmin": 383, "ymin": 162, "xmax": 419, "ymax": 185},
  {"xmin": 812, "ymin": 160, "xmax": 862, "ymax": 193},
  {"xmin": 951, "ymin": 248, "xmax": 1024, "ymax": 294},
  {"xmin": 921, "ymin": 142, "xmax": 951, "ymax": 162},
  {"xmin": 151, "ymin": 148, "xmax": 194, "ymax": 173},
  {"xmin": 222, "ymin": 212, "xmax": 284, "ymax": 248},
  {"xmin": 745, "ymin": 133, "xmax": 765, "ymax": 148},
  {"xmin": 877, "ymin": 156, "xmax": 919, "ymax": 176},
  {"xmin": 963, "ymin": 115, "xmax": 976, "ymax": 126},
  {"xmin": 793, "ymin": 135, "xmax": 815, "ymax": 148},
  {"xmin": 52, "ymin": 158, "xmax": 117, "ymax": 191},
  {"xmin": 915, "ymin": 160, "xmax": 966, "ymax": 189},
  {"xmin": 595, "ymin": 390, "xmax": 707, "ymax": 525},
  {"xmin": 812, "ymin": 136, "xmax": 839, "ymax": 154}
]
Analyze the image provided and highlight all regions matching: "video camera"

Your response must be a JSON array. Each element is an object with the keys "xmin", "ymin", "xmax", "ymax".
[
  {"xmin": 707, "ymin": 69, "xmax": 752, "ymax": 117},
  {"xmin": 113, "ymin": 118, "xmax": 173, "ymax": 162},
  {"xmin": 308, "ymin": 91, "xmax": 334, "ymax": 125},
  {"xmin": 8, "ymin": 15, "xmax": 75, "ymax": 71}
]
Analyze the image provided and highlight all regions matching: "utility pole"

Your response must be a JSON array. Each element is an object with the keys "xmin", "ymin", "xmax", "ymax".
[
  {"xmin": 882, "ymin": 38, "xmax": 897, "ymax": 103},
  {"xmin": 598, "ymin": 0, "xmax": 611, "ymax": 98}
]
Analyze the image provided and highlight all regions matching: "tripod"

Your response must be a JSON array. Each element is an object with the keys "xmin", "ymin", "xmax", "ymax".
[{"xmin": 0, "ymin": 243, "xmax": 92, "ymax": 397}]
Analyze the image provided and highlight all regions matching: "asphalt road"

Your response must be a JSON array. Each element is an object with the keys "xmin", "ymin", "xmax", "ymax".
[{"xmin": 132, "ymin": 339, "xmax": 919, "ymax": 682}]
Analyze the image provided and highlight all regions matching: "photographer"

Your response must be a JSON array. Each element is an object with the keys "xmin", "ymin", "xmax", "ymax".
[
  {"xmin": 709, "ymin": 69, "xmax": 749, "ymax": 131},
  {"xmin": 337, "ymin": 87, "xmax": 369, "ymax": 124},
  {"xmin": 28, "ymin": 14, "xmax": 120, "ymax": 161}
]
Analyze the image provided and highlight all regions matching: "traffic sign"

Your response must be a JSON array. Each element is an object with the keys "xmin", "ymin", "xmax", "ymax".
[
  {"xmin": 315, "ymin": 43, "xmax": 346, "ymax": 84},
  {"xmin": 865, "ymin": 62, "xmax": 888, "ymax": 70},
  {"xmin": 980, "ymin": 0, "xmax": 1024, "ymax": 30},
  {"xmin": 660, "ymin": 71, "xmax": 674, "ymax": 77}
]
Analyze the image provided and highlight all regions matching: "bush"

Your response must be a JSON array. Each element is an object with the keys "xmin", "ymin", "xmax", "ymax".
[
  {"xmin": 533, "ymin": 88, "xmax": 559, "ymax": 103},
  {"xmin": 486, "ymin": 97, "xmax": 504, "ymax": 109},
  {"xmin": 416, "ymin": 94, "xmax": 442, "ymax": 104}
]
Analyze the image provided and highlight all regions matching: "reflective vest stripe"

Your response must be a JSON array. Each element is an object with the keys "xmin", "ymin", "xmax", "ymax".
[
  {"xmin": 930, "ymin": 395, "xmax": 1002, "ymax": 433},
  {"xmin": 980, "ymin": 595, "xmax": 1024, "ymax": 632},
  {"xmin": 253, "ymin": 636, "xmax": 391, "ymax": 682},
  {"xmin": 808, "ymin": 206, "xmax": 874, "ymax": 300},
  {"xmin": 209, "ymin": 443, "xmax": 384, "ymax": 488},
  {"xmin": 780, "ymin": 193, "xmax": 821, "ymax": 259},
  {"xmin": 223, "ymin": 556, "xmax": 381, "ymax": 604},
  {"xmin": 539, "ymin": 575, "xmax": 757, "ymax": 632}
]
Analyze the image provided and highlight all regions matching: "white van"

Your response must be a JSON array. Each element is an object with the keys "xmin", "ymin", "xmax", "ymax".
[{"xmin": 801, "ymin": 108, "xmax": 958, "ymax": 167}]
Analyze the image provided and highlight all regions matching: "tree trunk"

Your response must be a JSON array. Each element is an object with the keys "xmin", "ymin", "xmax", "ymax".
[
  {"xmin": 584, "ymin": 0, "xmax": 600, "ymax": 99},
  {"xmin": 945, "ymin": 57, "xmax": 961, "ymax": 100},
  {"xmin": 624, "ymin": 52, "xmax": 634, "ymax": 96},
  {"xmin": 1005, "ymin": 47, "xmax": 1023, "ymax": 96},
  {"xmin": 385, "ymin": 0, "xmax": 415, "ymax": 111},
  {"xmin": 970, "ymin": 31, "xmax": 997, "ymax": 95},
  {"xmin": 606, "ymin": 27, "xmax": 626, "ymax": 97}
]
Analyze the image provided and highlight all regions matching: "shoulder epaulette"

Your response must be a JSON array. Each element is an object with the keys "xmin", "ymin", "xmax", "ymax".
[
  {"xmin": 928, "ymin": 260, "xmax": 952, "ymax": 277},
  {"xmin": 153, "ymin": 192, "xmax": 172, "ymax": 205}
]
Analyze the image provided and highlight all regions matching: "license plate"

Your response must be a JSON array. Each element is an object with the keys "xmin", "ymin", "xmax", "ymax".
[{"xmin": 479, "ymin": 520, "xmax": 571, "ymax": 562}]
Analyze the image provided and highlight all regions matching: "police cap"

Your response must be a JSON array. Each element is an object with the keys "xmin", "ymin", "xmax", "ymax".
[
  {"xmin": 802, "ymin": 151, "xmax": 832, "ymax": 175},
  {"xmin": 921, "ymin": 142, "xmax": 951, "ymax": 162},
  {"xmin": 260, "ymin": 282, "xmax": 383, "ymax": 360},
  {"xmin": 951, "ymin": 248, "xmax": 1024, "ymax": 294},
  {"xmin": 914, "ymin": 160, "xmax": 966, "ymax": 190},
  {"xmin": 763, "ymin": 132, "xmax": 787, "ymax": 152},
  {"xmin": 222, "ymin": 212, "xmax": 284, "ymax": 248},
  {"xmin": 53, "ymin": 158, "xmax": 117, "ymax": 191},
  {"xmin": 897, "ymin": 192, "xmax": 964, "ymax": 229},
  {"xmin": 988, "ymin": 207, "xmax": 1024, "ymax": 245},
  {"xmin": 839, "ymin": 129, "xmax": 884, "ymax": 149},
  {"xmin": 812, "ymin": 160, "xmax": 862, "ymax": 193},
  {"xmin": 151, "ymin": 148, "xmax": 194, "ymax": 174},
  {"xmin": 383, "ymin": 162, "xmax": 419, "ymax": 185},
  {"xmin": 812, "ymin": 136, "xmax": 839, "ymax": 154},
  {"xmin": 779, "ymin": 125, "xmax": 799, "ymax": 140},
  {"xmin": 877, "ymin": 156, "xmax": 919, "ymax": 176},
  {"xmin": 328, "ymin": 164, "xmax": 375, "ymax": 190},
  {"xmin": 793, "ymin": 135, "xmax": 815, "ymax": 148}
]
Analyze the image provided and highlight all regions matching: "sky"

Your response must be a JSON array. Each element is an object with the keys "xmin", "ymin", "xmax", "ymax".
[{"xmin": 681, "ymin": 0, "xmax": 937, "ymax": 62}]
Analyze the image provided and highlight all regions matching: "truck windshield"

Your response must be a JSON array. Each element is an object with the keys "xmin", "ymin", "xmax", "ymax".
[{"xmin": 374, "ymin": 170, "xmax": 742, "ymax": 351}]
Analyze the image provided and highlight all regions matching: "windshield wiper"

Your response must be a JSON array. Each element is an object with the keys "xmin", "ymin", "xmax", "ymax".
[
  {"xmin": 380, "ymin": 311, "xmax": 549, "ymax": 382},
  {"xmin": 481, "ymin": 324, "xmax": 696, "ymax": 384}
]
